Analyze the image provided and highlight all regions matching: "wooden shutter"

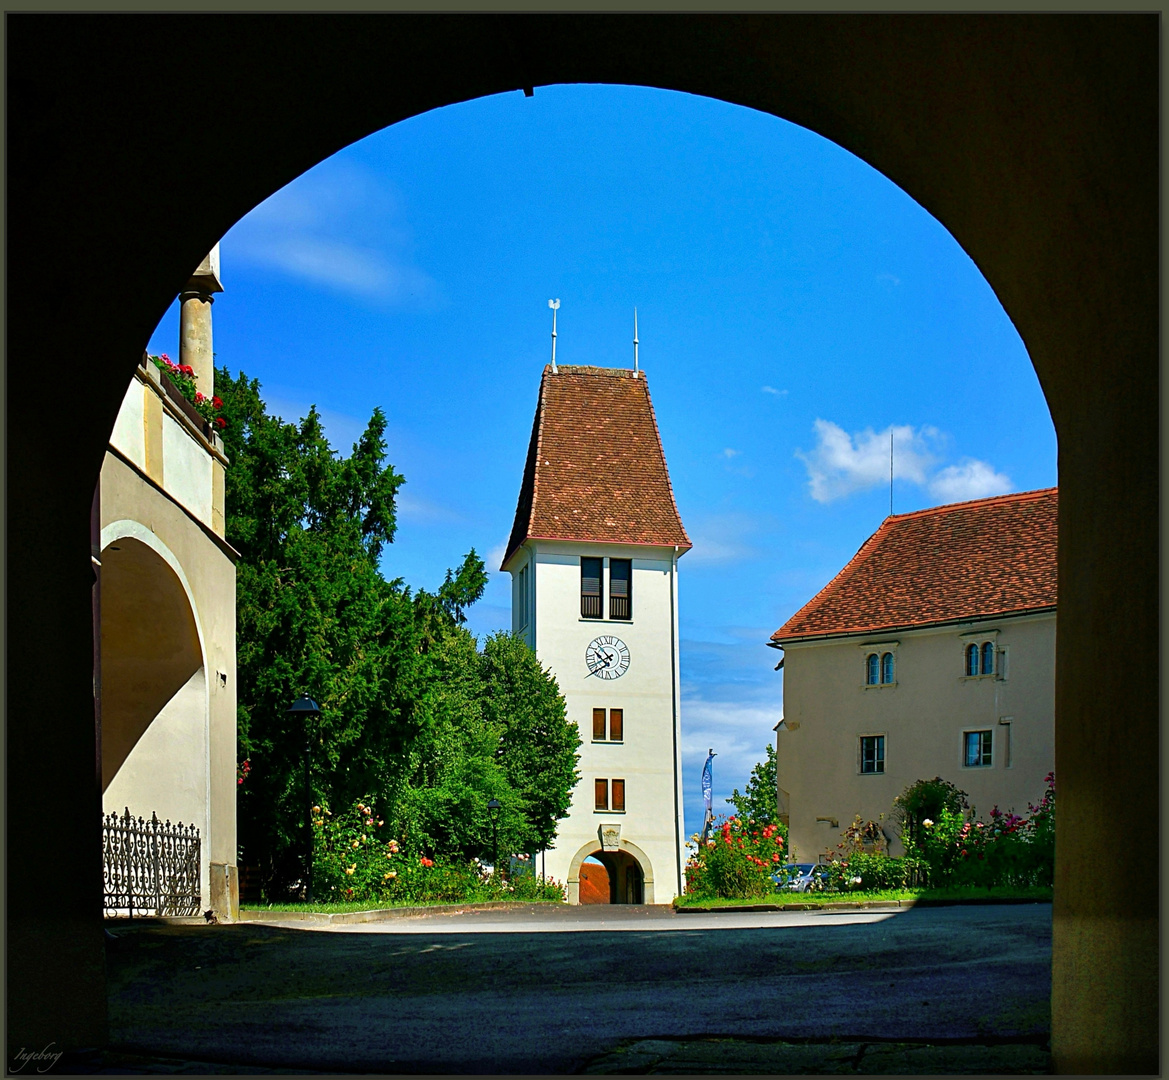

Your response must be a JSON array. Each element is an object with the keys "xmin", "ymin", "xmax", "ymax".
[
  {"xmin": 609, "ymin": 559, "xmax": 631, "ymax": 620},
  {"xmin": 594, "ymin": 779, "xmax": 608, "ymax": 810},
  {"xmin": 592, "ymin": 708, "xmax": 607, "ymax": 741},
  {"xmin": 581, "ymin": 557, "xmax": 602, "ymax": 618},
  {"xmin": 612, "ymin": 778, "xmax": 625, "ymax": 812},
  {"xmin": 609, "ymin": 708, "xmax": 623, "ymax": 741}
]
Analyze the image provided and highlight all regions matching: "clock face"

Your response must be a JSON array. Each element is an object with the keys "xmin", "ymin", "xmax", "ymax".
[{"xmin": 585, "ymin": 636, "xmax": 631, "ymax": 680}]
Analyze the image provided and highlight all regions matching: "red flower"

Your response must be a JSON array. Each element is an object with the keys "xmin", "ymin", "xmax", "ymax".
[
  {"xmin": 215, "ymin": 417, "xmax": 227, "ymax": 429},
  {"xmin": 212, "ymin": 396, "xmax": 223, "ymax": 409}
]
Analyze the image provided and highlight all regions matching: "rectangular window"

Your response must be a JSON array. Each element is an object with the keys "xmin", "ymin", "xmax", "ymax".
[
  {"xmin": 581, "ymin": 557, "xmax": 602, "ymax": 618},
  {"xmin": 611, "ymin": 778, "xmax": 625, "ymax": 812},
  {"xmin": 965, "ymin": 730, "xmax": 993, "ymax": 767},
  {"xmin": 517, "ymin": 564, "xmax": 529, "ymax": 628},
  {"xmin": 860, "ymin": 735, "xmax": 885, "ymax": 774},
  {"xmin": 594, "ymin": 778, "xmax": 609, "ymax": 810},
  {"xmin": 592, "ymin": 708, "xmax": 607, "ymax": 741},
  {"xmin": 609, "ymin": 708, "xmax": 623, "ymax": 742},
  {"xmin": 609, "ymin": 558, "xmax": 632, "ymax": 620}
]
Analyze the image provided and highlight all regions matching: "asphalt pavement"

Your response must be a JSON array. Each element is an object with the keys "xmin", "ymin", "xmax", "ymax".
[{"xmin": 101, "ymin": 902, "xmax": 1052, "ymax": 1074}]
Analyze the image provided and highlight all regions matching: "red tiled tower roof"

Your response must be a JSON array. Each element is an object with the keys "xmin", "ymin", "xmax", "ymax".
[
  {"xmin": 503, "ymin": 365, "xmax": 691, "ymax": 568},
  {"xmin": 771, "ymin": 488, "xmax": 1058, "ymax": 643}
]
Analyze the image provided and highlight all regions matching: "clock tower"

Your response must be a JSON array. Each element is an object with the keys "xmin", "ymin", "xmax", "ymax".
[{"xmin": 502, "ymin": 364, "xmax": 690, "ymax": 903}]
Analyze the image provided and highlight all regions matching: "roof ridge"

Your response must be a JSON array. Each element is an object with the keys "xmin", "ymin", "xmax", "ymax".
[
  {"xmin": 771, "ymin": 485, "xmax": 1058, "ymax": 642},
  {"xmin": 639, "ymin": 372, "xmax": 692, "ymax": 551},
  {"xmin": 888, "ymin": 486, "xmax": 1058, "ymax": 523},
  {"xmin": 770, "ymin": 524, "xmax": 887, "ymax": 641}
]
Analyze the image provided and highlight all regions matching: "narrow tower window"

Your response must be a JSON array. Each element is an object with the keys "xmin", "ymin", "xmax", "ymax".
[
  {"xmin": 612, "ymin": 779, "xmax": 626, "ymax": 812},
  {"xmin": 594, "ymin": 779, "xmax": 609, "ymax": 810},
  {"xmin": 881, "ymin": 652, "xmax": 895, "ymax": 684},
  {"xmin": 866, "ymin": 653, "xmax": 880, "ymax": 685},
  {"xmin": 966, "ymin": 643, "xmax": 980, "ymax": 676},
  {"xmin": 609, "ymin": 558, "xmax": 632, "ymax": 620},
  {"xmin": 981, "ymin": 641, "xmax": 995, "ymax": 675},
  {"xmin": 593, "ymin": 708, "xmax": 607, "ymax": 741},
  {"xmin": 609, "ymin": 708, "xmax": 624, "ymax": 742},
  {"xmin": 581, "ymin": 557, "xmax": 602, "ymax": 619}
]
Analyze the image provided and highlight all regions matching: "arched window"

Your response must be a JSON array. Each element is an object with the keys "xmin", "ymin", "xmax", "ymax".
[
  {"xmin": 966, "ymin": 643, "xmax": 980, "ymax": 676},
  {"xmin": 866, "ymin": 653, "xmax": 880, "ymax": 685},
  {"xmin": 881, "ymin": 652, "xmax": 894, "ymax": 684},
  {"xmin": 981, "ymin": 641, "xmax": 995, "ymax": 676}
]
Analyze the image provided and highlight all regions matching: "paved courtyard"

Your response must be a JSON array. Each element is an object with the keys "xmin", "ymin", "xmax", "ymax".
[{"xmin": 103, "ymin": 902, "xmax": 1052, "ymax": 1073}]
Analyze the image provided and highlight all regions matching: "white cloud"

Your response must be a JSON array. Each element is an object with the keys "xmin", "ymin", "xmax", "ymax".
[
  {"xmin": 929, "ymin": 460, "xmax": 1012, "ymax": 502},
  {"xmin": 796, "ymin": 419, "xmax": 937, "ymax": 503},
  {"xmin": 761, "ymin": 385, "xmax": 788, "ymax": 396},
  {"xmin": 225, "ymin": 162, "xmax": 441, "ymax": 308},
  {"xmin": 721, "ymin": 448, "xmax": 741, "ymax": 459},
  {"xmin": 683, "ymin": 512, "xmax": 761, "ymax": 566},
  {"xmin": 486, "ymin": 540, "xmax": 510, "ymax": 573},
  {"xmin": 235, "ymin": 236, "xmax": 439, "ymax": 304},
  {"xmin": 395, "ymin": 492, "xmax": 465, "ymax": 526},
  {"xmin": 877, "ymin": 272, "xmax": 902, "ymax": 286},
  {"xmin": 795, "ymin": 419, "xmax": 1014, "ymax": 508}
]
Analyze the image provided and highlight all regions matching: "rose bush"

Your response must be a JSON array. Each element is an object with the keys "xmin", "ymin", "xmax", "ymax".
[
  {"xmin": 902, "ymin": 772, "xmax": 1055, "ymax": 888},
  {"xmin": 311, "ymin": 796, "xmax": 566, "ymax": 904},
  {"xmin": 684, "ymin": 816, "xmax": 788, "ymax": 899}
]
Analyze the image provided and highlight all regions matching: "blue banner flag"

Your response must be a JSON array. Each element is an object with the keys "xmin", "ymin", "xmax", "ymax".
[{"xmin": 701, "ymin": 749, "xmax": 715, "ymax": 813}]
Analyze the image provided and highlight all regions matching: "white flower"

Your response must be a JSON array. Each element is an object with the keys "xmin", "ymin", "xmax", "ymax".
[{"xmin": 922, "ymin": 818, "xmax": 934, "ymax": 827}]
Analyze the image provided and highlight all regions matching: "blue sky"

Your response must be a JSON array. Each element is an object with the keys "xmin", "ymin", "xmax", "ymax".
[{"xmin": 147, "ymin": 84, "xmax": 1056, "ymax": 844}]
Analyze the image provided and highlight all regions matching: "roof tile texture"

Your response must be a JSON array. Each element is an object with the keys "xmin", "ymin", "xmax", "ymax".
[
  {"xmin": 504, "ymin": 365, "xmax": 690, "ymax": 566},
  {"xmin": 772, "ymin": 488, "xmax": 1058, "ymax": 642}
]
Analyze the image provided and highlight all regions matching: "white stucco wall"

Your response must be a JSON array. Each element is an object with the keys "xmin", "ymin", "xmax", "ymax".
[
  {"xmin": 162, "ymin": 411, "xmax": 214, "ymax": 526},
  {"xmin": 510, "ymin": 540, "xmax": 686, "ymax": 902},
  {"xmin": 776, "ymin": 611, "xmax": 1056, "ymax": 862},
  {"xmin": 109, "ymin": 379, "xmax": 146, "ymax": 470}
]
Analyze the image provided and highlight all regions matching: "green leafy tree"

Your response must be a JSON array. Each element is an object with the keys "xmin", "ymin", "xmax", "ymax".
[
  {"xmin": 218, "ymin": 368, "xmax": 578, "ymax": 896},
  {"xmin": 480, "ymin": 632, "xmax": 581, "ymax": 855},
  {"xmin": 218, "ymin": 368, "xmax": 477, "ymax": 891},
  {"xmin": 727, "ymin": 744, "xmax": 779, "ymax": 825}
]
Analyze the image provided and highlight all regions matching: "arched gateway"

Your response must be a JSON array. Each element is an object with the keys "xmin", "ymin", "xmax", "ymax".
[{"xmin": 502, "ymin": 364, "xmax": 687, "ymax": 902}]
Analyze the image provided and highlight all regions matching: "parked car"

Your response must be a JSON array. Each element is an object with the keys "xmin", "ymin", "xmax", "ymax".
[{"xmin": 772, "ymin": 862, "xmax": 831, "ymax": 893}]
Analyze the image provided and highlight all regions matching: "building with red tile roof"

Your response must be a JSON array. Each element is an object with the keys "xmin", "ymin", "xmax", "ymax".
[
  {"xmin": 772, "ymin": 488, "xmax": 1058, "ymax": 644},
  {"xmin": 503, "ymin": 363, "xmax": 689, "ymax": 905},
  {"xmin": 770, "ymin": 488, "xmax": 1057, "ymax": 865},
  {"xmin": 503, "ymin": 365, "xmax": 691, "ymax": 569}
]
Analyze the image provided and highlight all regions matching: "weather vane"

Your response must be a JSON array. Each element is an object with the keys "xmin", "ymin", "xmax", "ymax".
[{"xmin": 549, "ymin": 299, "xmax": 560, "ymax": 374}]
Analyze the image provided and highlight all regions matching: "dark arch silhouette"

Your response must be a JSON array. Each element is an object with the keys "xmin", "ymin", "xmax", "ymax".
[{"xmin": 7, "ymin": 16, "xmax": 1155, "ymax": 1074}]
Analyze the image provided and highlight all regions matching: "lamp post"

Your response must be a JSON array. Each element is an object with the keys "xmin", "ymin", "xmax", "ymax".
[
  {"xmin": 287, "ymin": 696, "xmax": 321, "ymax": 902},
  {"xmin": 486, "ymin": 798, "xmax": 501, "ymax": 880}
]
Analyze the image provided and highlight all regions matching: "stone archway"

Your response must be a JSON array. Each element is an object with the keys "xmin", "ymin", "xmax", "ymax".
[
  {"xmin": 7, "ymin": 17, "xmax": 1156, "ymax": 1073},
  {"xmin": 98, "ymin": 532, "xmax": 209, "ymax": 848},
  {"xmin": 567, "ymin": 838, "xmax": 655, "ymax": 906}
]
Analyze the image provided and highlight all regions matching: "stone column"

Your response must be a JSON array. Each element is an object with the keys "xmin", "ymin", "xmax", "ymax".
[{"xmin": 179, "ymin": 244, "xmax": 222, "ymax": 399}]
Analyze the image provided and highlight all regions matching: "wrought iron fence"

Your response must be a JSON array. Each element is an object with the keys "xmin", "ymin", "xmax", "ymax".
[{"xmin": 102, "ymin": 808, "xmax": 201, "ymax": 917}]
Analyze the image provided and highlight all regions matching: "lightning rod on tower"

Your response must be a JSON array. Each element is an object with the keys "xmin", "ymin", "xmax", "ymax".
[
  {"xmin": 633, "ymin": 308, "xmax": 640, "ymax": 378},
  {"xmin": 549, "ymin": 299, "xmax": 560, "ymax": 374}
]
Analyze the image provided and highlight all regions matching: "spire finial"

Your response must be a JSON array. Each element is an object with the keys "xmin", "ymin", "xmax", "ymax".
[
  {"xmin": 633, "ymin": 308, "xmax": 639, "ymax": 377},
  {"xmin": 548, "ymin": 299, "xmax": 560, "ymax": 374}
]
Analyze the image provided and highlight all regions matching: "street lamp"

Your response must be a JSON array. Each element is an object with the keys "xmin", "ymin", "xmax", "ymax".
[
  {"xmin": 486, "ymin": 798, "xmax": 501, "ymax": 879},
  {"xmin": 287, "ymin": 696, "xmax": 321, "ymax": 901}
]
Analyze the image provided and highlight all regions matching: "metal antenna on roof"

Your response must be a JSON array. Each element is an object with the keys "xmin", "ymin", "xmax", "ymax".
[
  {"xmin": 633, "ymin": 308, "xmax": 640, "ymax": 378},
  {"xmin": 889, "ymin": 428, "xmax": 894, "ymax": 517},
  {"xmin": 548, "ymin": 299, "xmax": 560, "ymax": 374}
]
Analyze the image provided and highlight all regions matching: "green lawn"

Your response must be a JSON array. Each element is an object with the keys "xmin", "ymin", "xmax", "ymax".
[{"xmin": 673, "ymin": 885, "xmax": 1053, "ymax": 909}]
